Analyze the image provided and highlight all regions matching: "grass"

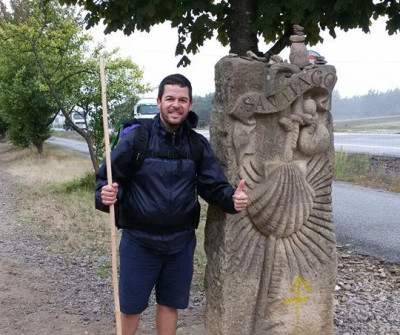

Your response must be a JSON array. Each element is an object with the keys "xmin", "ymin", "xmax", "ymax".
[
  {"xmin": 354, "ymin": 122, "xmax": 400, "ymax": 131},
  {"xmin": 0, "ymin": 141, "xmax": 110, "ymax": 255},
  {"xmin": 52, "ymin": 128, "xmax": 86, "ymax": 141},
  {"xmin": 192, "ymin": 200, "xmax": 208, "ymax": 291},
  {"xmin": 334, "ymin": 121, "xmax": 400, "ymax": 133},
  {"xmin": 334, "ymin": 149, "xmax": 371, "ymax": 179},
  {"xmin": 334, "ymin": 150, "xmax": 400, "ymax": 193}
]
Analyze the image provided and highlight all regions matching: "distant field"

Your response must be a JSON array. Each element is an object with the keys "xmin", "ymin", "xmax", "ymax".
[
  {"xmin": 333, "ymin": 115, "xmax": 400, "ymax": 128},
  {"xmin": 52, "ymin": 129, "xmax": 85, "ymax": 141}
]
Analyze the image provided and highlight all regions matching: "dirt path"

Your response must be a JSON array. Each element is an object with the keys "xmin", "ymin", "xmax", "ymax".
[
  {"xmin": 0, "ymin": 173, "xmax": 203, "ymax": 335},
  {"xmin": 0, "ymin": 163, "xmax": 114, "ymax": 334}
]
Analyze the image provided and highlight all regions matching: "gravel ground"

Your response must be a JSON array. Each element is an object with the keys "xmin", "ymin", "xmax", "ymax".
[{"xmin": 0, "ymin": 170, "xmax": 399, "ymax": 334}]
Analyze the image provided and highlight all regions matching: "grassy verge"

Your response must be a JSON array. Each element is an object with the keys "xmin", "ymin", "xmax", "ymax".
[
  {"xmin": 334, "ymin": 121, "xmax": 400, "ymax": 133},
  {"xmin": 0, "ymin": 141, "xmax": 110, "ymax": 255},
  {"xmin": 192, "ymin": 201, "xmax": 208, "ymax": 291},
  {"xmin": 51, "ymin": 128, "xmax": 85, "ymax": 141},
  {"xmin": 334, "ymin": 150, "xmax": 400, "ymax": 193}
]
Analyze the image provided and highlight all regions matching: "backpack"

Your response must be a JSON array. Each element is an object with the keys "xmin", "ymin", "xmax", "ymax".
[{"xmin": 111, "ymin": 118, "xmax": 204, "ymax": 173}]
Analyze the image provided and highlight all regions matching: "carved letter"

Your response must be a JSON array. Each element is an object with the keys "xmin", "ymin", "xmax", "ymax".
[
  {"xmin": 256, "ymin": 96, "xmax": 266, "ymax": 112},
  {"xmin": 265, "ymin": 95, "xmax": 277, "ymax": 112},
  {"xmin": 311, "ymin": 70, "xmax": 323, "ymax": 86},
  {"xmin": 243, "ymin": 96, "xmax": 255, "ymax": 113},
  {"xmin": 324, "ymin": 73, "xmax": 336, "ymax": 88},
  {"xmin": 298, "ymin": 76, "xmax": 312, "ymax": 91}
]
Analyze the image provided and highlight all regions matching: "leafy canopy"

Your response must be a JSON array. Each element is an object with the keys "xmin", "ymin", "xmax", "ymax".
[
  {"xmin": 0, "ymin": 0, "xmax": 62, "ymax": 153},
  {"xmin": 58, "ymin": 0, "xmax": 400, "ymax": 66},
  {"xmin": 0, "ymin": 0, "xmax": 150, "ymax": 169}
]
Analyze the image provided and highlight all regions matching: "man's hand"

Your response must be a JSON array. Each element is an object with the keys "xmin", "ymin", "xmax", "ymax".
[
  {"xmin": 101, "ymin": 182, "xmax": 119, "ymax": 206},
  {"xmin": 232, "ymin": 179, "xmax": 249, "ymax": 212}
]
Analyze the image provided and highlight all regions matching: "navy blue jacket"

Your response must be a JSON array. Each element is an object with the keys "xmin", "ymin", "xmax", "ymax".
[{"xmin": 95, "ymin": 112, "xmax": 237, "ymax": 234}]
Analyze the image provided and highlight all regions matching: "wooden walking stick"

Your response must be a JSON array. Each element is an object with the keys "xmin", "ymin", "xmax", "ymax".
[{"xmin": 99, "ymin": 57, "xmax": 122, "ymax": 335}]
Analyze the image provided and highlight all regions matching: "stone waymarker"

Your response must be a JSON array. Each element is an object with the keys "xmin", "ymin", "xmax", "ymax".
[{"xmin": 204, "ymin": 29, "xmax": 337, "ymax": 335}]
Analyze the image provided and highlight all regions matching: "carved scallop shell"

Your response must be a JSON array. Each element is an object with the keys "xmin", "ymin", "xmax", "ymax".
[{"xmin": 247, "ymin": 162, "xmax": 315, "ymax": 238}]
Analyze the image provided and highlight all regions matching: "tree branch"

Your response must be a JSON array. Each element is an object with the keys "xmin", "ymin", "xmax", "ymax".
[{"xmin": 263, "ymin": 29, "xmax": 292, "ymax": 61}]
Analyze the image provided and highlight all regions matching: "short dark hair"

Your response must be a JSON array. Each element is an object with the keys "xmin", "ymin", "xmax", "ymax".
[{"xmin": 158, "ymin": 74, "xmax": 192, "ymax": 101}]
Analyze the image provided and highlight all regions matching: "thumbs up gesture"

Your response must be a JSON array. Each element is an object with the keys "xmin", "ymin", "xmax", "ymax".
[{"xmin": 232, "ymin": 179, "xmax": 249, "ymax": 212}]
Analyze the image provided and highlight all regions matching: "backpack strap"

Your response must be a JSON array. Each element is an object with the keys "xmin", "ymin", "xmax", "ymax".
[
  {"xmin": 132, "ymin": 119, "xmax": 152, "ymax": 172},
  {"xmin": 187, "ymin": 129, "xmax": 204, "ymax": 173},
  {"xmin": 187, "ymin": 129, "xmax": 204, "ymax": 229},
  {"xmin": 111, "ymin": 118, "xmax": 139, "ymax": 151}
]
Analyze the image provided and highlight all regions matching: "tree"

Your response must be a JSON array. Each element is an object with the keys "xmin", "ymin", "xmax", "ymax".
[
  {"xmin": 0, "ymin": 1, "xmax": 61, "ymax": 153},
  {"xmin": 0, "ymin": 0, "xmax": 150, "ymax": 171},
  {"xmin": 0, "ymin": 0, "xmax": 91, "ymax": 151},
  {"xmin": 0, "ymin": 53, "xmax": 57, "ymax": 153},
  {"xmin": 192, "ymin": 93, "xmax": 213, "ymax": 126},
  {"xmin": 331, "ymin": 88, "xmax": 400, "ymax": 120},
  {"xmin": 58, "ymin": 0, "xmax": 400, "ymax": 66},
  {"xmin": 72, "ymin": 46, "xmax": 150, "ymax": 166}
]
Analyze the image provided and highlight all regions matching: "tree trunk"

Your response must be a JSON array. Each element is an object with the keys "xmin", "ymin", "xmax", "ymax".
[
  {"xmin": 228, "ymin": 0, "xmax": 259, "ymax": 56},
  {"xmin": 34, "ymin": 141, "xmax": 43, "ymax": 155},
  {"xmin": 264, "ymin": 30, "xmax": 292, "ymax": 59},
  {"xmin": 86, "ymin": 135, "xmax": 100, "ymax": 172}
]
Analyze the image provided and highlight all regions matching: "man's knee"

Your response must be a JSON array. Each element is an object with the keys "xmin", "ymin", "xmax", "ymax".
[
  {"xmin": 157, "ymin": 304, "xmax": 178, "ymax": 314},
  {"xmin": 156, "ymin": 304, "xmax": 178, "ymax": 335},
  {"xmin": 121, "ymin": 312, "xmax": 140, "ymax": 335}
]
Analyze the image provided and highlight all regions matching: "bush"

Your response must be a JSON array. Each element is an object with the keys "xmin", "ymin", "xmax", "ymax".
[
  {"xmin": 62, "ymin": 172, "xmax": 96, "ymax": 193},
  {"xmin": 334, "ymin": 151, "xmax": 371, "ymax": 180},
  {"xmin": 334, "ymin": 152, "xmax": 400, "ymax": 193}
]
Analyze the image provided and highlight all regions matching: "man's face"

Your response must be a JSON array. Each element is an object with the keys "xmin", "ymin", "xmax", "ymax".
[{"xmin": 157, "ymin": 84, "xmax": 192, "ymax": 132}]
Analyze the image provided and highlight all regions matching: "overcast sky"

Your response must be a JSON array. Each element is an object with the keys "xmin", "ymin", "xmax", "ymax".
[{"xmin": 89, "ymin": 17, "xmax": 400, "ymax": 99}]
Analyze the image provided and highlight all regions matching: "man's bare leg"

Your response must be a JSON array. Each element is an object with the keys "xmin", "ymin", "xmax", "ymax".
[
  {"xmin": 121, "ymin": 312, "xmax": 140, "ymax": 335},
  {"xmin": 156, "ymin": 304, "xmax": 178, "ymax": 335}
]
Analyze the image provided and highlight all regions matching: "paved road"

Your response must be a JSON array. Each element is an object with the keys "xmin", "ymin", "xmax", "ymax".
[
  {"xmin": 50, "ymin": 131, "xmax": 400, "ymax": 157},
  {"xmin": 334, "ymin": 132, "xmax": 400, "ymax": 157},
  {"xmin": 48, "ymin": 136, "xmax": 400, "ymax": 264},
  {"xmin": 48, "ymin": 137, "xmax": 89, "ymax": 154},
  {"xmin": 333, "ymin": 181, "xmax": 400, "ymax": 263},
  {"xmin": 204, "ymin": 131, "xmax": 400, "ymax": 157}
]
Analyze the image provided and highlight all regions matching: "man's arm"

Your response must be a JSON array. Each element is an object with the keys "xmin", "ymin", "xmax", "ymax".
[
  {"xmin": 95, "ymin": 129, "xmax": 137, "ymax": 211},
  {"xmin": 196, "ymin": 137, "xmax": 248, "ymax": 213}
]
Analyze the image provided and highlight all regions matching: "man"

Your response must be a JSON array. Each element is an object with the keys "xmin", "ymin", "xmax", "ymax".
[{"xmin": 96, "ymin": 74, "xmax": 248, "ymax": 335}]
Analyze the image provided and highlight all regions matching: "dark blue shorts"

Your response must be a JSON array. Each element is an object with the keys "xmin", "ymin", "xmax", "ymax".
[{"xmin": 119, "ymin": 231, "xmax": 196, "ymax": 315}]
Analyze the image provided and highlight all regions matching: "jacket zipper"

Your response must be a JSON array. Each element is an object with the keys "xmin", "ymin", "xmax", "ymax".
[{"xmin": 169, "ymin": 132, "xmax": 176, "ymax": 227}]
